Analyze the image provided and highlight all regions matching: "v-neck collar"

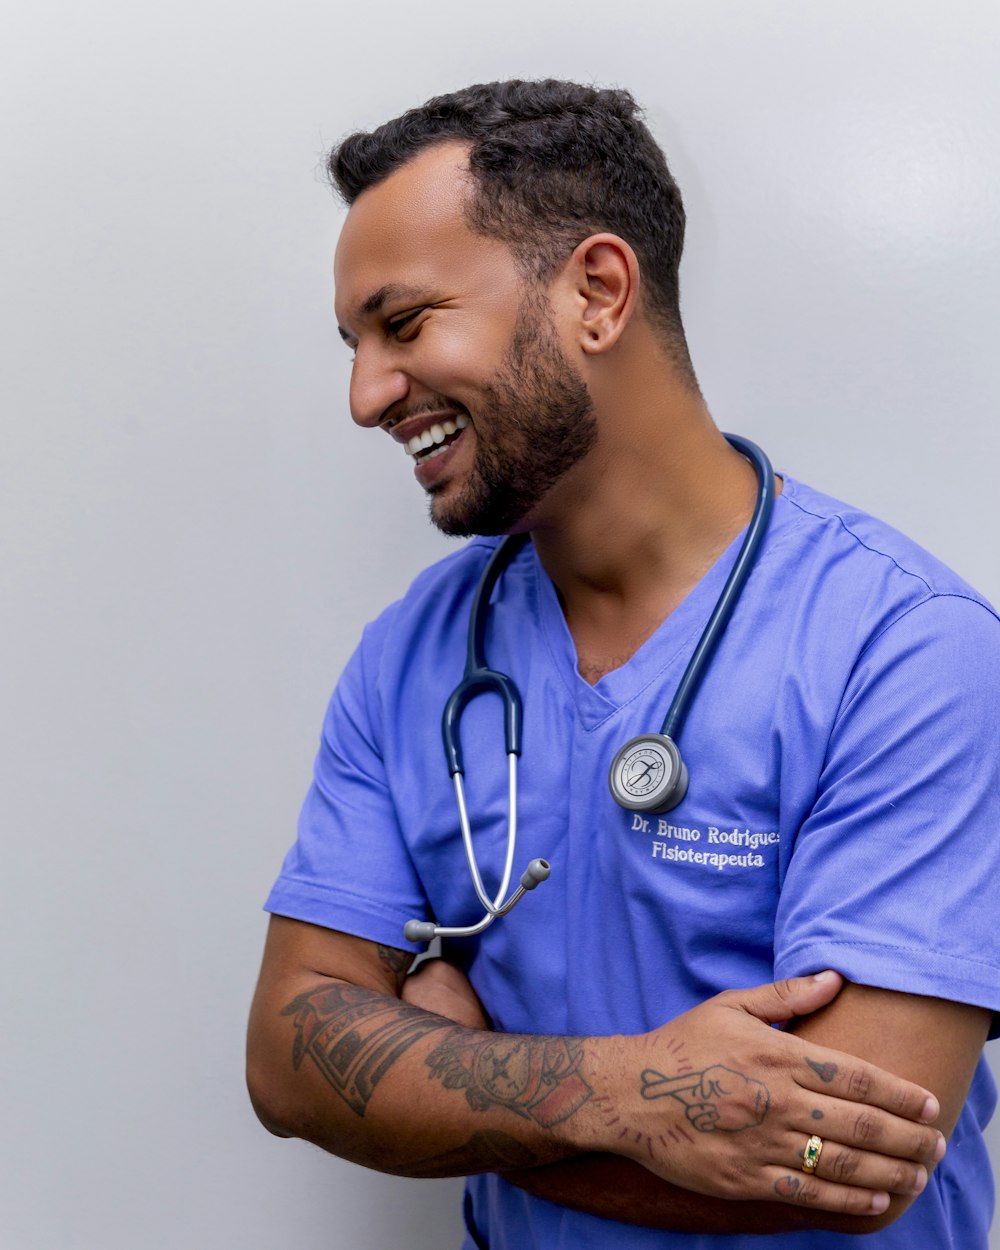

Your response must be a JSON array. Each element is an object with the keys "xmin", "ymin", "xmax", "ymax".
[{"xmin": 527, "ymin": 491, "xmax": 793, "ymax": 732}]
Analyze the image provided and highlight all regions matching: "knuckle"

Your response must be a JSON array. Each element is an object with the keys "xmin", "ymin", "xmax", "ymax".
[
  {"xmin": 846, "ymin": 1066, "xmax": 873, "ymax": 1102},
  {"xmin": 827, "ymin": 1146, "xmax": 861, "ymax": 1182},
  {"xmin": 890, "ymin": 1162, "xmax": 912, "ymax": 1192},
  {"xmin": 888, "ymin": 1083, "xmax": 911, "ymax": 1116},
  {"xmin": 852, "ymin": 1110, "xmax": 879, "ymax": 1145},
  {"xmin": 795, "ymin": 1178, "xmax": 822, "ymax": 1206},
  {"xmin": 915, "ymin": 1129, "xmax": 937, "ymax": 1160},
  {"xmin": 717, "ymin": 1158, "xmax": 750, "ymax": 1196}
]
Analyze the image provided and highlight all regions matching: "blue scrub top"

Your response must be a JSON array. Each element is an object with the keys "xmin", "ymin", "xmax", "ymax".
[{"xmin": 266, "ymin": 476, "xmax": 1000, "ymax": 1249}]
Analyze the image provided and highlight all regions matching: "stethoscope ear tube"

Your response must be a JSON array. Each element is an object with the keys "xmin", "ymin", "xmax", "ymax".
[
  {"xmin": 408, "ymin": 437, "xmax": 774, "ymax": 943},
  {"xmin": 659, "ymin": 435, "xmax": 774, "ymax": 743},
  {"xmin": 442, "ymin": 672, "xmax": 522, "ymax": 776},
  {"xmin": 442, "ymin": 535, "xmax": 530, "ymax": 775},
  {"xmin": 608, "ymin": 434, "xmax": 773, "ymax": 814}
]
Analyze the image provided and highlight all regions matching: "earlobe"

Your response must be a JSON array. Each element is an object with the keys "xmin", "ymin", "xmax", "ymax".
[{"xmin": 572, "ymin": 234, "xmax": 639, "ymax": 355}]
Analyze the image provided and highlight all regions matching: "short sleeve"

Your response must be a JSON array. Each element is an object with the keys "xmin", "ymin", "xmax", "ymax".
[
  {"xmin": 263, "ymin": 612, "xmax": 430, "ymax": 951},
  {"xmin": 774, "ymin": 593, "xmax": 1000, "ymax": 1032}
]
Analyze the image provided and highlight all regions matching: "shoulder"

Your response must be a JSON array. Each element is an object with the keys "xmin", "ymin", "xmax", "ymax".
[
  {"xmin": 360, "ymin": 538, "xmax": 503, "ymax": 651},
  {"xmin": 774, "ymin": 477, "xmax": 998, "ymax": 636}
]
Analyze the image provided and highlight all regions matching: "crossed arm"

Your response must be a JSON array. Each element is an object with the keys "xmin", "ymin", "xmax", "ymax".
[{"xmin": 246, "ymin": 916, "xmax": 989, "ymax": 1235}]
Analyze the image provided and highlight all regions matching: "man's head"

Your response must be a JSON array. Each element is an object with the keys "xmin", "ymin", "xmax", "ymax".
[
  {"xmin": 331, "ymin": 81, "xmax": 698, "ymax": 537},
  {"xmin": 329, "ymin": 79, "xmax": 693, "ymax": 379}
]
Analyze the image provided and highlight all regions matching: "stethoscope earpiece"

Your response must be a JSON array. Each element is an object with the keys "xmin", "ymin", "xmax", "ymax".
[{"xmin": 608, "ymin": 734, "xmax": 689, "ymax": 813}]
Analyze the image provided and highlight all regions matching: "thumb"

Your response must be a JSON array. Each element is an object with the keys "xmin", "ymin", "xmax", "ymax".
[{"xmin": 730, "ymin": 970, "xmax": 844, "ymax": 1026}]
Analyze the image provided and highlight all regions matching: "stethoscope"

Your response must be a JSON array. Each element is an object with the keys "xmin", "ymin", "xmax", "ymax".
[{"xmin": 404, "ymin": 435, "xmax": 774, "ymax": 944}]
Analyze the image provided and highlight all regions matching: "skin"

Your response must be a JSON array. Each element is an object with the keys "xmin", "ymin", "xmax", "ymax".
[
  {"xmin": 248, "ymin": 141, "xmax": 992, "ymax": 1232},
  {"xmin": 402, "ymin": 958, "xmax": 988, "ymax": 1234}
]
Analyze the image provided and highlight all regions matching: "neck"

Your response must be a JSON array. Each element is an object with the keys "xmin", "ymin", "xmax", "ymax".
[{"xmin": 524, "ymin": 334, "xmax": 766, "ymax": 681}]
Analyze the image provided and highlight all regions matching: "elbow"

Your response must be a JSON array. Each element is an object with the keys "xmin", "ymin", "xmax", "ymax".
[{"xmin": 246, "ymin": 1058, "xmax": 295, "ymax": 1139}]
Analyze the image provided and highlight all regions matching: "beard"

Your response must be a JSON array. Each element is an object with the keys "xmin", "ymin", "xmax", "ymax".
[{"xmin": 428, "ymin": 297, "xmax": 598, "ymax": 537}]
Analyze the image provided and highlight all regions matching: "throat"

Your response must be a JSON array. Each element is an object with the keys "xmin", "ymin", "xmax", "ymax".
[
  {"xmin": 566, "ymin": 590, "xmax": 691, "ymax": 686},
  {"xmin": 576, "ymin": 652, "xmax": 640, "ymax": 686}
]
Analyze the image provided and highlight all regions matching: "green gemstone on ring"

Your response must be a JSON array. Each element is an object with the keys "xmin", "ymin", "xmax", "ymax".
[{"xmin": 802, "ymin": 1137, "xmax": 822, "ymax": 1170}]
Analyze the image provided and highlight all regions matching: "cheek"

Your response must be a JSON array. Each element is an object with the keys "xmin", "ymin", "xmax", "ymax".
[{"xmin": 420, "ymin": 321, "xmax": 511, "ymax": 385}]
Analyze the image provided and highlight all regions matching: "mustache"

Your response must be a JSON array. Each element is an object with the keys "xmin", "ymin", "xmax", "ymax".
[{"xmin": 384, "ymin": 395, "xmax": 469, "ymax": 425}]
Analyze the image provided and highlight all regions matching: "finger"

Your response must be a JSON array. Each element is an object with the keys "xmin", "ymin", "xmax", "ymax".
[
  {"xmin": 727, "ymin": 970, "xmax": 844, "ymax": 1027},
  {"xmin": 793, "ymin": 1045, "xmax": 939, "ymax": 1127},
  {"xmin": 798, "ymin": 1135, "xmax": 929, "ymax": 1197},
  {"xmin": 769, "ymin": 1169, "xmax": 891, "ymax": 1216},
  {"xmin": 808, "ymin": 1096, "xmax": 945, "ymax": 1167}
]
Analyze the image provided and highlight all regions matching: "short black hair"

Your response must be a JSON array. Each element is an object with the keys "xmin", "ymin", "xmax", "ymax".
[{"xmin": 329, "ymin": 79, "xmax": 696, "ymax": 383}]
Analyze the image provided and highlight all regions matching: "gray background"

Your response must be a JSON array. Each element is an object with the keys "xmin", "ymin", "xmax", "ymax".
[{"xmin": 2, "ymin": 1, "xmax": 997, "ymax": 1247}]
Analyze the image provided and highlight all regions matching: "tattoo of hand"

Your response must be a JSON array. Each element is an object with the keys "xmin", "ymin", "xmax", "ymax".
[
  {"xmin": 640, "ymin": 1064, "xmax": 770, "ymax": 1132},
  {"xmin": 427, "ymin": 1034, "xmax": 593, "ymax": 1128}
]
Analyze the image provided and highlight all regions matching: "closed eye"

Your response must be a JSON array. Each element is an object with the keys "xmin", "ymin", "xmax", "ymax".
[{"xmin": 386, "ymin": 309, "xmax": 424, "ymax": 338}]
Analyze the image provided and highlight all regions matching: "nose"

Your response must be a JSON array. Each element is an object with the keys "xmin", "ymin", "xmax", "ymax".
[{"xmin": 349, "ymin": 343, "xmax": 410, "ymax": 429}]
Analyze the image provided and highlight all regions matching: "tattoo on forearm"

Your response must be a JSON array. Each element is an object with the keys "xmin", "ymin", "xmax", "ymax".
[
  {"xmin": 427, "ymin": 1034, "xmax": 593, "ymax": 1128},
  {"xmin": 806, "ymin": 1058, "xmax": 838, "ymax": 1083},
  {"xmin": 640, "ymin": 1064, "xmax": 770, "ymax": 1132},
  {"xmin": 282, "ymin": 982, "xmax": 452, "ymax": 1116},
  {"xmin": 376, "ymin": 944, "xmax": 411, "ymax": 982}
]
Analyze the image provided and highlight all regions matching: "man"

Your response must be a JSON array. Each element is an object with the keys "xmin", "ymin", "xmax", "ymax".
[{"xmin": 247, "ymin": 80, "xmax": 1000, "ymax": 1247}]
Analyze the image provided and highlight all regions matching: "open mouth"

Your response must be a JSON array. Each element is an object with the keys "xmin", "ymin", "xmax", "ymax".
[{"xmin": 405, "ymin": 414, "xmax": 469, "ymax": 464}]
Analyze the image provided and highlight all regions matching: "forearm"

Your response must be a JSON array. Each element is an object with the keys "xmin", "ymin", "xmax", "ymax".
[
  {"xmin": 247, "ymin": 972, "xmax": 605, "ymax": 1177},
  {"xmin": 249, "ymin": 922, "xmax": 943, "ymax": 1225},
  {"xmin": 503, "ymin": 1155, "xmax": 879, "ymax": 1236}
]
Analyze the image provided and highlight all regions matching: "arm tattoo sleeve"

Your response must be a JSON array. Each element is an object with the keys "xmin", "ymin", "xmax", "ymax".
[
  {"xmin": 282, "ymin": 982, "xmax": 452, "ymax": 1116},
  {"xmin": 426, "ymin": 1033, "xmax": 593, "ymax": 1128}
]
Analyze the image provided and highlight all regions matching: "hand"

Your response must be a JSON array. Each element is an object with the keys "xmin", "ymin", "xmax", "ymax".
[
  {"xmin": 588, "ymin": 972, "xmax": 944, "ymax": 1217},
  {"xmin": 401, "ymin": 957, "xmax": 492, "ymax": 1030}
]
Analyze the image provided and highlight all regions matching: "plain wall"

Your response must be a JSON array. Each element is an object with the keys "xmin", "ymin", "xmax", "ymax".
[{"xmin": 1, "ymin": 1, "xmax": 997, "ymax": 1247}]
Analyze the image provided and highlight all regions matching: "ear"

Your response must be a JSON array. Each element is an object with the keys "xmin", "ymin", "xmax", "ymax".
[{"xmin": 567, "ymin": 233, "xmax": 640, "ymax": 355}]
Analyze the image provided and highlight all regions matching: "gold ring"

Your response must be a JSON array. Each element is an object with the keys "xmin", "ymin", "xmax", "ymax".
[{"xmin": 801, "ymin": 1134, "xmax": 824, "ymax": 1173}]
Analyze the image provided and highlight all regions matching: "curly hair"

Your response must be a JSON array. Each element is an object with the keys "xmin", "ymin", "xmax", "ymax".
[{"xmin": 329, "ymin": 79, "xmax": 695, "ymax": 382}]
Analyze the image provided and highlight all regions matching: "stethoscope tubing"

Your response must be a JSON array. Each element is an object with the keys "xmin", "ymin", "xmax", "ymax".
[
  {"xmin": 407, "ymin": 434, "xmax": 774, "ymax": 944},
  {"xmin": 660, "ymin": 434, "xmax": 774, "ymax": 740}
]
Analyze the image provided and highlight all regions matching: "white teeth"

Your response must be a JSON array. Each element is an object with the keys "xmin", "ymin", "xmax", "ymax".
[{"xmin": 402, "ymin": 414, "xmax": 470, "ymax": 459}]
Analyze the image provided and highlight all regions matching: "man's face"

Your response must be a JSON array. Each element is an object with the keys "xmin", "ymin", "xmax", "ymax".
[{"xmin": 334, "ymin": 142, "xmax": 597, "ymax": 536}]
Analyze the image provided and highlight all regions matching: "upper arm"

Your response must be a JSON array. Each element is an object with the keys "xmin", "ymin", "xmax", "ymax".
[
  {"xmin": 772, "ymin": 595, "xmax": 1000, "ymax": 1229},
  {"xmin": 774, "ymin": 595, "xmax": 1000, "ymax": 1016},
  {"xmin": 251, "ymin": 914, "xmax": 413, "ymax": 1005},
  {"xmin": 264, "ymin": 619, "xmax": 433, "ymax": 954},
  {"xmin": 247, "ymin": 916, "xmax": 414, "ymax": 1133},
  {"xmin": 790, "ymin": 981, "xmax": 990, "ymax": 1140}
]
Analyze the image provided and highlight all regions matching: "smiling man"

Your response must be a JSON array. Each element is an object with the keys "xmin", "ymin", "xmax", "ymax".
[{"xmin": 247, "ymin": 80, "xmax": 1000, "ymax": 1249}]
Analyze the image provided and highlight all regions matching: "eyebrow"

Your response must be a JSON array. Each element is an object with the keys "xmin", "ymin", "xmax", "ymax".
[{"xmin": 337, "ymin": 283, "xmax": 428, "ymax": 344}]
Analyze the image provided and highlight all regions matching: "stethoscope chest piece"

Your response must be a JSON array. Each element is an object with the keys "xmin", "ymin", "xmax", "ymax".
[{"xmin": 608, "ymin": 733, "xmax": 689, "ymax": 813}]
